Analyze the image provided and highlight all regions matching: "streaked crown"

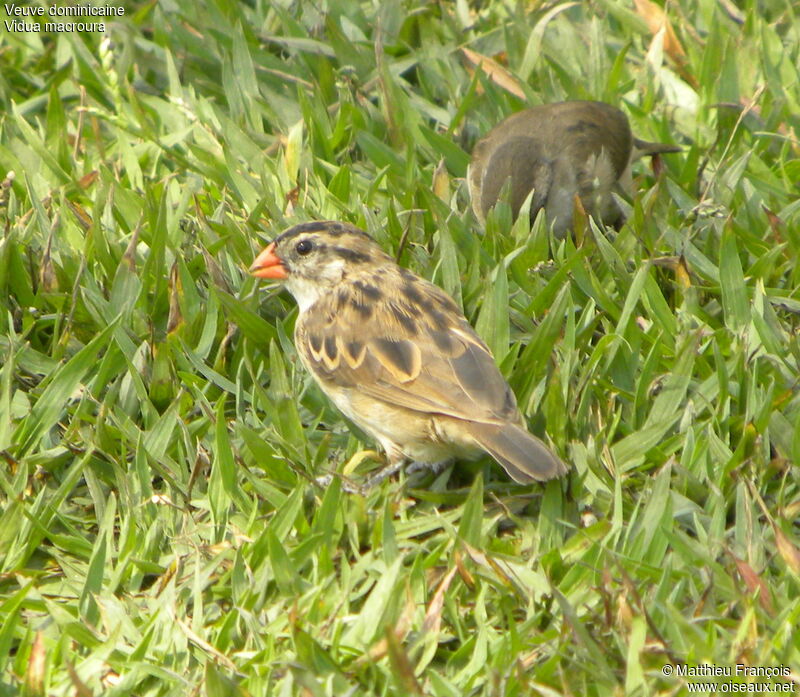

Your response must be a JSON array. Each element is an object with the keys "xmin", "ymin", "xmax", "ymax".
[{"xmin": 273, "ymin": 221, "xmax": 391, "ymax": 279}]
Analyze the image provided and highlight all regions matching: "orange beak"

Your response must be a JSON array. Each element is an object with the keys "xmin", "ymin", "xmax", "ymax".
[{"xmin": 250, "ymin": 242, "xmax": 288, "ymax": 279}]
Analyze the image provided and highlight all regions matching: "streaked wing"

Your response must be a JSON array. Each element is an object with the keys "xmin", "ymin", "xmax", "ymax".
[{"xmin": 295, "ymin": 271, "xmax": 519, "ymax": 425}]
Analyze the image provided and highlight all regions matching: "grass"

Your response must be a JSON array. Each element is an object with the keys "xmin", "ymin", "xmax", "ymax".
[{"xmin": 1, "ymin": 0, "xmax": 799, "ymax": 695}]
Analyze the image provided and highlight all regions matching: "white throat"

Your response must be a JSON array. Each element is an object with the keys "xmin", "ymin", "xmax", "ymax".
[
  {"xmin": 285, "ymin": 258, "xmax": 346, "ymax": 313},
  {"xmin": 285, "ymin": 275, "xmax": 326, "ymax": 313}
]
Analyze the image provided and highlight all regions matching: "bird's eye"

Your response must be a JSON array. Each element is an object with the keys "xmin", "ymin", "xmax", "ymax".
[{"xmin": 295, "ymin": 239, "xmax": 313, "ymax": 256}]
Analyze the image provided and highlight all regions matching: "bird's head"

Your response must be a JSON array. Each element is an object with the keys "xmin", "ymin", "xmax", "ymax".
[{"xmin": 250, "ymin": 221, "xmax": 393, "ymax": 311}]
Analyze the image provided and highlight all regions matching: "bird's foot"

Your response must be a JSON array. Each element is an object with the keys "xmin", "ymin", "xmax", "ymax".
[
  {"xmin": 360, "ymin": 459, "xmax": 407, "ymax": 491},
  {"xmin": 315, "ymin": 458, "xmax": 453, "ymax": 495},
  {"xmin": 405, "ymin": 459, "xmax": 453, "ymax": 477},
  {"xmin": 315, "ymin": 459, "xmax": 408, "ymax": 495},
  {"xmin": 314, "ymin": 473, "xmax": 366, "ymax": 495}
]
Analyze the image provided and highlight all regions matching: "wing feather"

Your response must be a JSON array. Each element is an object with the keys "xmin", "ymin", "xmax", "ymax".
[{"xmin": 296, "ymin": 269, "xmax": 520, "ymax": 425}]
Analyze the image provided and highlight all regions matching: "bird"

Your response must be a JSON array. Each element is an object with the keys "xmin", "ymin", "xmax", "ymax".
[
  {"xmin": 250, "ymin": 220, "xmax": 567, "ymax": 487},
  {"xmin": 468, "ymin": 100, "xmax": 680, "ymax": 236}
]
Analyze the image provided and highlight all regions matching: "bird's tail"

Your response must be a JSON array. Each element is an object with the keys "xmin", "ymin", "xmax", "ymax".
[
  {"xmin": 469, "ymin": 422, "xmax": 567, "ymax": 483},
  {"xmin": 632, "ymin": 137, "xmax": 682, "ymax": 158}
]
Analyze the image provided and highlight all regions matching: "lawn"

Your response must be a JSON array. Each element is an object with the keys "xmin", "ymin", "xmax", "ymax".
[{"xmin": 1, "ymin": 1, "xmax": 799, "ymax": 695}]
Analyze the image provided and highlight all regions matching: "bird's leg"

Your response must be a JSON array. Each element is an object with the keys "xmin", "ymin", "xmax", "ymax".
[
  {"xmin": 405, "ymin": 459, "xmax": 453, "ymax": 476},
  {"xmin": 316, "ymin": 452, "xmax": 409, "ymax": 495},
  {"xmin": 316, "ymin": 458, "xmax": 453, "ymax": 495},
  {"xmin": 360, "ymin": 458, "xmax": 408, "ymax": 491}
]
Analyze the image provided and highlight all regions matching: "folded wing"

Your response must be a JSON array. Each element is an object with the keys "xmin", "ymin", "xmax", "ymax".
[{"xmin": 297, "ymin": 272, "xmax": 519, "ymax": 425}]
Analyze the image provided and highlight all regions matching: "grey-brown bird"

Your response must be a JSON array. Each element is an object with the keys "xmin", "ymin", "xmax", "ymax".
[
  {"xmin": 469, "ymin": 100, "xmax": 680, "ymax": 236},
  {"xmin": 251, "ymin": 221, "xmax": 567, "ymax": 486}
]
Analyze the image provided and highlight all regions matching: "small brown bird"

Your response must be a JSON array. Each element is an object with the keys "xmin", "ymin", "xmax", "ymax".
[
  {"xmin": 251, "ymin": 221, "xmax": 567, "ymax": 486},
  {"xmin": 469, "ymin": 100, "xmax": 680, "ymax": 236}
]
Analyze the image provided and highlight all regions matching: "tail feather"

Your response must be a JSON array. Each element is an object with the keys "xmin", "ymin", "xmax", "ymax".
[
  {"xmin": 632, "ymin": 137, "xmax": 682, "ymax": 158},
  {"xmin": 470, "ymin": 422, "xmax": 567, "ymax": 483}
]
